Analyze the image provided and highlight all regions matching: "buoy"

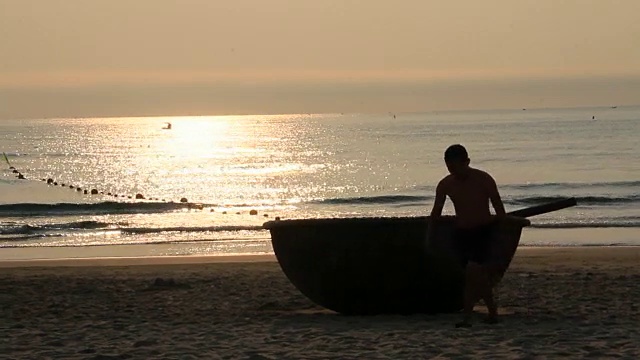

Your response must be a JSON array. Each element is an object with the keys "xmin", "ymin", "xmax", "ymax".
[
  {"xmin": 83, "ymin": 189, "xmax": 88, "ymax": 194},
  {"xmin": 180, "ymin": 197, "xmax": 188, "ymax": 203},
  {"xmin": 47, "ymin": 178, "xmax": 54, "ymax": 184},
  {"xmin": 210, "ymin": 209, "xmax": 215, "ymax": 212},
  {"xmin": 69, "ymin": 185, "xmax": 74, "ymax": 189},
  {"xmin": 107, "ymin": 192, "xmax": 112, "ymax": 195},
  {"xmin": 135, "ymin": 193, "xmax": 145, "ymax": 199},
  {"xmin": 249, "ymin": 209, "xmax": 258, "ymax": 215},
  {"xmin": 53, "ymin": 182, "xmax": 57, "ymax": 185},
  {"xmin": 222, "ymin": 211, "xmax": 227, "ymax": 214},
  {"xmin": 275, "ymin": 216, "xmax": 281, "ymax": 221},
  {"xmin": 76, "ymin": 188, "xmax": 82, "ymax": 192},
  {"xmin": 60, "ymin": 183, "xmax": 65, "ymax": 186},
  {"xmin": 236, "ymin": 212, "xmax": 241, "ymax": 215},
  {"xmin": 127, "ymin": 196, "xmax": 132, "ymax": 199},
  {"xmin": 91, "ymin": 189, "xmax": 98, "ymax": 194},
  {"xmin": 263, "ymin": 214, "xmax": 269, "ymax": 217}
]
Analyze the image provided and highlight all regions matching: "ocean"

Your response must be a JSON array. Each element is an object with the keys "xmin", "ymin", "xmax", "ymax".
[{"xmin": 1, "ymin": 106, "xmax": 639, "ymax": 259}]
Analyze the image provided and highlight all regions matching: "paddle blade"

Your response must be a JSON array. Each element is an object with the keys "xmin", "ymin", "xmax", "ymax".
[{"xmin": 507, "ymin": 198, "xmax": 577, "ymax": 218}]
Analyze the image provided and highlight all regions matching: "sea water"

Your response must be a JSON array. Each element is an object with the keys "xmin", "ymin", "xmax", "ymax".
[{"xmin": 1, "ymin": 106, "xmax": 639, "ymax": 259}]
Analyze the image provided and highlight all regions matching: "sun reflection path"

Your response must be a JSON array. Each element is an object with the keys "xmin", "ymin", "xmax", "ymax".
[
  {"xmin": 142, "ymin": 115, "xmax": 332, "ymax": 207},
  {"xmin": 143, "ymin": 115, "xmax": 334, "ymax": 217},
  {"xmin": 5, "ymin": 114, "xmax": 340, "ymax": 220}
]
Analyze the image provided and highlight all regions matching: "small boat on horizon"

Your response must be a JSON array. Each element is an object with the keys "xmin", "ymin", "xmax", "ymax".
[{"xmin": 162, "ymin": 122, "xmax": 172, "ymax": 130}]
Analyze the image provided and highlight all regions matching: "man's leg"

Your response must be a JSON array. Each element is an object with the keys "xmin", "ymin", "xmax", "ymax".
[
  {"xmin": 456, "ymin": 263, "xmax": 481, "ymax": 328},
  {"xmin": 478, "ymin": 225, "xmax": 499, "ymax": 323},
  {"xmin": 478, "ymin": 265, "xmax": 498, "ymax": 323}
]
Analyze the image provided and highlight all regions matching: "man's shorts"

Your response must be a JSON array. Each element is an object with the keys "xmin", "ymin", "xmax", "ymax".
[{"xmin": 454, "ymin": 222, "xmax": 496, "ymax": 267}]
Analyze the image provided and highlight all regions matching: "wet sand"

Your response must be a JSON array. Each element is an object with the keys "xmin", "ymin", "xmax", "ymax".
[{"xmin": 1, "ymin": 247, "xmax": 639, "ymax": 359}]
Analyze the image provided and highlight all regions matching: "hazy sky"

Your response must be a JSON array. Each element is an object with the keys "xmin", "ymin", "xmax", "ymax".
[{"xmin": 1, "ymin": 0, "xmax": 639, "ymax": 119}]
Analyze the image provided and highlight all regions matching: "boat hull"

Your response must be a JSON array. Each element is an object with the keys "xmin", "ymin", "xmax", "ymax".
[{"xmin": 264, "ymin": 216, "xmax": 530, "ymax": 315}]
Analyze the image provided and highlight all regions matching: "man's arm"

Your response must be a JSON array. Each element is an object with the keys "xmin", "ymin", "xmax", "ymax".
[
  {"xmin": 487, "ymin": 175, "xmax": 506, "ymax": 218},
  {"xmin": 427, "ymin": 181, "xmax": 447, "ymax": 241},
  {"xmin": 430, "ymin": 181, "xmax": 447, "ymax": 219}
]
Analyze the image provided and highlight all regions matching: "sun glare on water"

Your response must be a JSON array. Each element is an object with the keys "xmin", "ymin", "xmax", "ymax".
[{"xmin": 129, "ymin": 115, "xmax": 318, "ymax": 206}]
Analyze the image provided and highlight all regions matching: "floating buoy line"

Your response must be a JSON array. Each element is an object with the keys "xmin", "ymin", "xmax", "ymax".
[{"xmin": 3, "ymin": 161, "xmax": 272, "ymax": 218}]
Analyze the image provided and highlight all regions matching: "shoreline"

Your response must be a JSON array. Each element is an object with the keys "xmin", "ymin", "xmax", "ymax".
[
  {"xmin": 1, "ymin": 226, "xmax": 638, "ymax": 264},
  {"xmin": 1, "ymin": 245, "xmax": 639, "ymax": 269},
  {"xmin": 2, "ymin": 227, "xmax": 638, "ymax": 262},
  {"xmin": 0, "ymin": 253, "xmax": 276, "ymax": 268}
]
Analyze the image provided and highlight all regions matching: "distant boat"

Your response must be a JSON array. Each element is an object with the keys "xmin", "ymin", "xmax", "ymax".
[
  {"xmin": 162, "ymin": 122, "xmax": 172, "ymax": 130},
  {"xmin": 611, "ymin": 106, "xmax": 617, "ymax": 109}
]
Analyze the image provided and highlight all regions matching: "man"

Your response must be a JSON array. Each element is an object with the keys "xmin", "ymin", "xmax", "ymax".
[{"xmin": 428, "ymin": 144, "xmax": 506, "ymax": 328}]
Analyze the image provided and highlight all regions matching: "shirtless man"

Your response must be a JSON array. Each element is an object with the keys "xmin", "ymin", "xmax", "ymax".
[{"xmin": 428, "ymin": 144, "xmax": 506, "ymax": 328}]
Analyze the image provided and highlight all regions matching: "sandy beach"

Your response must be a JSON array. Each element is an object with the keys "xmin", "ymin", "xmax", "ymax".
[{"xmin": 2, "ymin": 247, "xmax": 639, "ymax": 359}]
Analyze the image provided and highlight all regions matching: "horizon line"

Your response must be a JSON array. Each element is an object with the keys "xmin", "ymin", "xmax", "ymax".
[
  {"xmin": 3, "ymin": 70, "xmax": 640, "ymax": 90},
  {"xmin": 3, "ymin": 104, "xmax": 637, "ymax": 122}
]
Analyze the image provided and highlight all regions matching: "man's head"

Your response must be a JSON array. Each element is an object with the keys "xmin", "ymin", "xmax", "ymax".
[{"xmin": 444, "ymin": 144, "xmax": 470, "ymax": 177}]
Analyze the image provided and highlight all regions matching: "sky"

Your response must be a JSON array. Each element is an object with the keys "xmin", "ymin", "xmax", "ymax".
[{"xmin": 1, "ymin": 0, "xmax": 639, "ymax": 119}]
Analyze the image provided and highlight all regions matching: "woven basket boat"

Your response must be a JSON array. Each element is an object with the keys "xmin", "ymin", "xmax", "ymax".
[{"xmin": 263, "ymin": 198, "xmax": 576, "ymax": 315}]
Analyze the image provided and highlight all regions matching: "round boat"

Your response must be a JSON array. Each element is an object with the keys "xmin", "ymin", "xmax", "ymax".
[{"xmin": 264, "ymin": 215, "xmax": 530, "ymax": 315}]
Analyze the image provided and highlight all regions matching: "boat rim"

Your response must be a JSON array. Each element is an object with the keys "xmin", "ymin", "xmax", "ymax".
[{"xmin": 263, "ymin": 215, "xmax": 531, "ymax": 229}]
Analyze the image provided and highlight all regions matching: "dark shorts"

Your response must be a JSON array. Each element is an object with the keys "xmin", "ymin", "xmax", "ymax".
[{"xmin": 454, "ymin": 222, "xmax": 496, "ymax": 267}]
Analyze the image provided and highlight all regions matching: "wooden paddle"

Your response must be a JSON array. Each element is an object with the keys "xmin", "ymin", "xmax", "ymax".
[{"xmin": 506, "ymin": 197, "xmax": 577, "ymax": 218}]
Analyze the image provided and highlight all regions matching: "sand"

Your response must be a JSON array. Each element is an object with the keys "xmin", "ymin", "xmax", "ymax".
[{"xmin": 2, "ymin": 247, "xmax": 639, "ymax": 359}]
